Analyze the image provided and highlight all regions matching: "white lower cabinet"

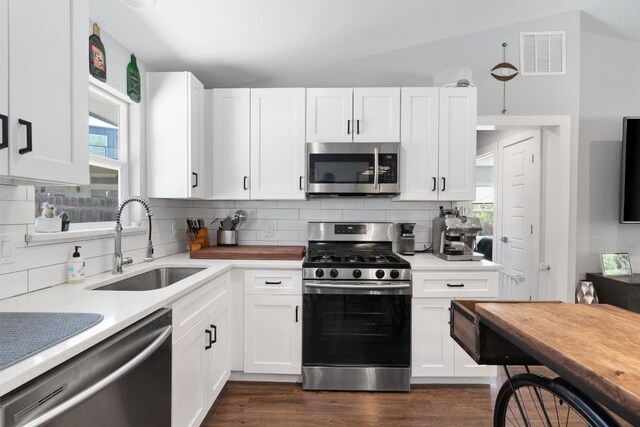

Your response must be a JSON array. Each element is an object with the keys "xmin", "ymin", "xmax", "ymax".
[
  {"xmin": 411, "ymin": 270, "xmax": 498, "ymax": 380},
  {"xmin": 243, "ymin": 294, "xmax": 302, "ymax": 375},
  {"xmin": 171, "ymin": 274, "xmax": 230, "ymax": 427}
]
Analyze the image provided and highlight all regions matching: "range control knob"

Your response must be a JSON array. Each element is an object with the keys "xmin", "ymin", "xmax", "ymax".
[
  {"xmin": 315, "ymin": 269, "xmax": 324, "ymax": 278},
  {"xmin": 353, "ymin": 269, "xmax": 362, "ymax": 279},
  {"xmin": 376, "ymin": 269, "xmax": 385, "ymax": 279},
  {"xmin": 390, "ymin": 270, "xmax": 400, "ymax": 279},
  {"xmin": 330, "ymin": 269, "xmax": 339, "ymax": 278}
]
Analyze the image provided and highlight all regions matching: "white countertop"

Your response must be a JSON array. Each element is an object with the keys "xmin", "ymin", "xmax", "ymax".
[
  {"xmin": 0, "ymin": 253, "xmax": 302, "ymax": 396},
  {"xmin": 0, "ymin": 251, "xmax": 498, "ymax": 396},
  {"xmin": 399, "ymin": 252, "xmax": 501, "ymax": 271}
]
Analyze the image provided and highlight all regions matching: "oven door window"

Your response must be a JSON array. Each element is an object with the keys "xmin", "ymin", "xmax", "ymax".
[
  {"xmin": 308, "ymin": 153, "xmax": 375, "ymax": 184},
  {"xmin": 303, "ymin": 294, "xmax": 411, "ymax": 366}
]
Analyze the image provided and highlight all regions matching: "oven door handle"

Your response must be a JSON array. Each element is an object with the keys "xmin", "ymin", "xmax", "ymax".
[{"xmin": 305, "ymin": 283, "xmax": 410, "ymax": 290}]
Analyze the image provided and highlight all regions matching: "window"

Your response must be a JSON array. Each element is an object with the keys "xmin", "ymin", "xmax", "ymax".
[{"xmin": 35, "ymin": 85, "xmax": 129, "ymax": 228}]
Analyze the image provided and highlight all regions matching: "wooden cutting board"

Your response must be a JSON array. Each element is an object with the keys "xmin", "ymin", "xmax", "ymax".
[{"xmin": 190, "ymin": 245, "xmax": 306, "ymax": 260}]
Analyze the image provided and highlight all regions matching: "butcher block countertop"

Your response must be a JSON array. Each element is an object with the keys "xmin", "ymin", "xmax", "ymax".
[
  {"xmin": 190, "ymin": 245, "xmax": 306, "ymax": 260},
  {"xmin": 476, "ymin": 302, "xmax": 640, "ymax": 425}
]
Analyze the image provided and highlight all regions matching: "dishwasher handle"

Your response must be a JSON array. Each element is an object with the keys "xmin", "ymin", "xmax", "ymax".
[{"xmin": 21, "ymin": 325, "xmax": 172, "ymax": 427}]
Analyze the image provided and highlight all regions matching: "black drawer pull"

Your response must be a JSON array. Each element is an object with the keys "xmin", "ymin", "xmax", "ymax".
[
  {"xmin": 265, "ymin": 280, "xmax": 282, "ymax": 285},
  {"xmin": 192, "ymin": 172, "xmax": 198, "ymax": 188},
  {"xmin": 18, "ymin": 119, "xmax": 32, "ymax": 154},
  {"xmin": 347, "ymin": 119, "xmax": 351, "ymax": 135},
  {"xmin": 244, "ymin": 176, "xmax": 248, "ymax": 190},
  {"xmin": 356, "ymin": 119, "xmax": 360, "ymax": 134},
  {"xmin": 210, "ymin": 324, "xmax": 217, "ymax": 344},
  {"xmin": 432, "ymin": 177, "xmax": 437, "ymax": 192},
  {"xmin": 446, "ymin": 283, "xmax": 465, "ymax": 288},
  {"xmin": 441, "ymin": 177, "xmax": 446, "ymax": 192},
  {"xmin": 205, "ymin": 329, "xmax": 212, "ymax": 349},
  {"xmin": 295, "ymin": 305, "xmax": 299, "ymax": 323},
  {"xmin": 299, "ymin": 176, "xmax": 304, "ymax": 191},
  {"xmin": 0, "ymin": 114, "xmax": 8, "ymax": 150}
]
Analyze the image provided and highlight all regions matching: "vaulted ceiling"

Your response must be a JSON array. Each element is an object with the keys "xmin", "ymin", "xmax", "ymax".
[{"xmin": 89, "ymin": 0, "xmax": 640, "ymax": 87}]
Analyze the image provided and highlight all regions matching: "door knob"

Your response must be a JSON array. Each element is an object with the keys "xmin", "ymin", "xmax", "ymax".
[{"xmin": 500, "ymin": 236, "xmax": 509, "ymax": 243}]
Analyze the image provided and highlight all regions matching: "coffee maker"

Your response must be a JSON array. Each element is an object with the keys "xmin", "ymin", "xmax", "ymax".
[
  {"xmin": 432, "ymin": 206, "xmax": 484, "ymax": 261},
  {"xmin": 399, "ymin": 223, "xmax": 415, "ymax": 255}
]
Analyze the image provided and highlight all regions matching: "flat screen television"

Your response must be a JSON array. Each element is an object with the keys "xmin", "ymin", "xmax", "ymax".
[{"xmin": 621, "ymin": 117, "xmax": 640, "ymax": 223}]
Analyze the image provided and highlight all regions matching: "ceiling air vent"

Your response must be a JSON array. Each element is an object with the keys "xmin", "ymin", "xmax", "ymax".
[{"xmin": 520, "ymin": 31, "xmax": 566, "ymax": 75}]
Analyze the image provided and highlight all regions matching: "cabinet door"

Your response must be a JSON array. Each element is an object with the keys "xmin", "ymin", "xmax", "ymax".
[
  {"xmin": 454, "ymin": 344, "xmax": 497, "ymax": 377},
  {"xmin": 8, "ymin": 0, "xmax": 88, "ymax": 184},
  {"xmin": 353, "ymin": 87, "xmax": 400, "ymax": 143},
  {"xmin": 438, "ymin": 87, "xmax": 477, "ymax": 201},
  {"xmin": 188, "ymin": 73, "xmax": 205, "ymax": 198},
  {"xmin": 411, "ymin": 299, "xmax": 454, "ymax": 377},
  {"xmin": 172, "ymin": 316, "xmax": 209, "ymax": 427},
  {"xmin": 250, "ymin": 88, "xmax": 305, "ymax": 199},
  {"xmin": 0, "ymin": 0, "xmax": 7, "ymax": 176},
  {"xmin": 397, "ymin": 87, "xmax": 439, "ymax": 200},
  {"xmin": 306, "ymin": 88, "xmax": 353, "ymax": 142},
  {"xmin": 207, "ymin": 303, "xmax": 230, "ymax": 405},
  {"xmin": 244, "ymin": 294, "xmax": 302, "ymax": 374},
  {"xmin": 212, "ymin": 88, "xmax": 251, "ymax": 199}
]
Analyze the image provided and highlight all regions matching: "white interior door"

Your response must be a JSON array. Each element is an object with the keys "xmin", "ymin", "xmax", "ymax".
[{"xmin": 498, "ymin": 130, "xmax": 542, "ymax": 300}]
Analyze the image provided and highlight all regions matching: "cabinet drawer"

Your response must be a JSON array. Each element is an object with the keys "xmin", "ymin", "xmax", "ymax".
[
  {"xmin": 244, "ymin": 269, "xmax": 302, "ymax": 295},
  {"xmin": 412, "ymin": 271, "xmax": 498, "ymax": 298},
  {"xmin": 172, "ymin": 273, "xmax": 229, "ymax": 340}
]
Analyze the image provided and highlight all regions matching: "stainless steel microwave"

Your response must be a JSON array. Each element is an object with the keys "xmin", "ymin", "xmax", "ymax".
[{"xmin": 306, "ymin": 143, "xmax": 400, "ymax": 197}]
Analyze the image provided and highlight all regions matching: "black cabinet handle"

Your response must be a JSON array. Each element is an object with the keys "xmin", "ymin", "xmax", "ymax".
[
  {"xmin": 446, "ymin": 283, "xmax": 465, "ymax": 288},
  {"xmin": 441, "ymin": 177, "xmax": 446, "ymax": 192},
  {"xmin": 210, "ymin": 324, "xmax": 217, "ymax": 344},
  {"xmin": 265, "ymin": 280, "xmax": 282, "ymax": 285},
  {"xmin": 295, "ymin": 305, "xmax": 299, "ymax": 323},
  {"xmin": 0, "ymin": 114, "xmax": 8, "ymax": 150},
  {"xmin": 205, "ymin": 329, "xmax": 212, "ymax": 349},
  {"xmin": 192, "ymin": 172, "xmax": 198, "ymax": 188},
  {"xmin": 356, "ymin": 119, "xmax": 360, "ymax": 134},
  {"xmin": 432, "ymin": 177, "xmax": 437, "ymax": 192},
  {"xmin": 243, "ymin": 176, "xmax": 248, "ymax": 190},
  {"xmin": 18, "ymin": 119, "xmax": 32, "ymax": 154},
  {"xmin": 347, "ymin": 119, "xmax": 351, "ymax": 135},
  {"xmin": 299, "ymin": 176, "xmax": 304, "ymax": 191}
]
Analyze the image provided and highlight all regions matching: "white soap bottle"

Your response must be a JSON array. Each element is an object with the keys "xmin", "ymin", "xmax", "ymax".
[{"xmin": 67, "ymin": 245, "xmax": 86, "ymax": 283}]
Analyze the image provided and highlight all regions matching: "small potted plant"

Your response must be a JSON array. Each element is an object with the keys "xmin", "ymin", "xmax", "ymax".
[
  {"xmin": 35, "ymin": 203, "xmax": 62, "ymax": 233},
  {"xmin": 59, "ymin": 211, "xmax": 70, "ymax": 231}
]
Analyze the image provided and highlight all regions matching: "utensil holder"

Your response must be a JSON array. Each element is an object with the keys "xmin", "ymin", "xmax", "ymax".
[{"xmin": 217, "ymin": 230, "xmax": 238, "ymax": 246}]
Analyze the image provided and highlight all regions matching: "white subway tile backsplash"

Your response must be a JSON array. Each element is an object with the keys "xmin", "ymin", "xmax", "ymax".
[
  {"xmin": 0, "ymin": 271, "xmax": 28, "ymax": 299},
  {"xmin": 342, "ymin": 210, "xmax": 386, "ymax": 221},
  {"xmin": 277, "ymin": 200, "xmax": 321, "ymax": 209},
  {"xmin": 258, "ymin": 209, "xmax": 298, "ymax": 220},
  {"xmin": 320, "ymin": 199, "xmax": 364, "ymax": 209},
  {"xmin": 236, "ymin": 200, "xmax": 278, "ymax": 209},
  {"xmin": 0, "ymin": 185, "xmax": 27, "ymax": 201},
  {"xmin": 28, "ymin": 264, "xmax": 67, "ymax": 292},
  {"xmin": 276, "ymin": 220, "xmax": 307, "ymax": 231},
  {"xmin": 299, "ymin": 209, "xmax": 342, "ymax": 221},
  {"xmin": 385, "ymin": 210, "xmax": 431, "ymax": 221},
  {"xmin": 0, "ymin": 201, "xmax": 35, "ymax": 225}
]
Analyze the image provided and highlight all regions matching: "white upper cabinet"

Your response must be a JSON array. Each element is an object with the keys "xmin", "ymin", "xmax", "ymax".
[
  {"xmin": 398, "ymin": 87, "xmax": 439, "ymax": 200},
  {"xmin": 147, "ymin": 72, "xmax": 205, "ymax": 198},
  {"xmin": 211, "ymin": 88, "xmax": 251, "ymax": 200},
  {"xmin": 353, "ymin": 87, "xmax": 401, "ymax": 143},
  {"xmin": 250, "ymin": 88, "xmax": 305, "ymax": 200},
  {"xmin": 306, "ymin": 88, "xmax": 353, "ymax": 143},
  {"xmin": 438, "ymin": 87, "xmax": 477, "ymax": 201},
  {"xmin": 1, "ymin": 0, "xmax": 88, "ymax": 184},
  {"xmin": 397, "ymin": 87, "xmax": 477, "ymax": 201},
  {"xmin": 306, "ymin": 87, "xmax": 400, "ymax": 143},
  {"xmin": 0, "ymin": 0, "xmax": 8, "ymax": 176}
]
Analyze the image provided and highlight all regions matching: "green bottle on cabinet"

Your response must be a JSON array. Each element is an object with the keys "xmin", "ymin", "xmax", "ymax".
[{"xmin": 127, "ymin": 54, "xmax": 141, "ymax": 103}]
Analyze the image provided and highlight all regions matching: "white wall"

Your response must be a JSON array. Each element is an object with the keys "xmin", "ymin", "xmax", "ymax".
[
  {"xmin": 0, "ymin": 26, "xmax": 188, "ymax": 300},
  {"xmin": 576, "ymin": 30, "xmax": 640, "ymax": 278}
]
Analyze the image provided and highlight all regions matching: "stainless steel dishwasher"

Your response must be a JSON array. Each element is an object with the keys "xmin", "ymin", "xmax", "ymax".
[{"xmin": 0, "ymin": 308, "xmax": 172, "ymax": 427}]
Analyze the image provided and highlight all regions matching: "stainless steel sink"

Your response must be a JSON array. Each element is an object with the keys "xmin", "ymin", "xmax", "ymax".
[{"xmin": 93, "ymin": 267, "xmax": 206, "ymax": 291}]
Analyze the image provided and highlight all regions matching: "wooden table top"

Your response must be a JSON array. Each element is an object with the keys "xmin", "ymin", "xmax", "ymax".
[{"xmin": 476, "ymin": 302, "xmax": 640, "ymax": 425}]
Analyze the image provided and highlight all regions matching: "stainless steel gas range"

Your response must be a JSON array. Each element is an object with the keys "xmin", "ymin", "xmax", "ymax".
[{"xmin": 302, "ymin": 222, "xmax": 411, "ymax": 392}]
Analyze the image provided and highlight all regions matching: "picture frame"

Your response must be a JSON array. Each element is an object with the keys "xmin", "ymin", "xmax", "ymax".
[{"xmin": 600, "ymin": 252, "xmax": 633, "ymax": 277}]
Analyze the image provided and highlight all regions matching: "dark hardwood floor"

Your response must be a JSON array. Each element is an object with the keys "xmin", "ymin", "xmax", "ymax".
[{"xmin": 202, "ymin": 367, "xmax": 545, "ymax": 426}]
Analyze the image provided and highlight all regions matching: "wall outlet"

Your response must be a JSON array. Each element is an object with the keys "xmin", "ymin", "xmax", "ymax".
[
  {"xmin": 264, "ymin": 222, "xmax": 274, "ymax": 238},
  {"xmin": 0, "ymin": 233, "xmax": 16, "ymax": 264}
]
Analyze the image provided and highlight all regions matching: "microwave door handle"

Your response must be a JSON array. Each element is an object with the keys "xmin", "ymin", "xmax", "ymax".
[{"xmin": 373, "ymin": 147, "xmax": 379, "ymax": 190}]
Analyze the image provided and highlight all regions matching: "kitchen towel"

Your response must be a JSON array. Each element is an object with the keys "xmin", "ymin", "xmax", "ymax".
[{"xmin": 0, "ymin": 312, "xmax": 103, "ymax": 371}]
